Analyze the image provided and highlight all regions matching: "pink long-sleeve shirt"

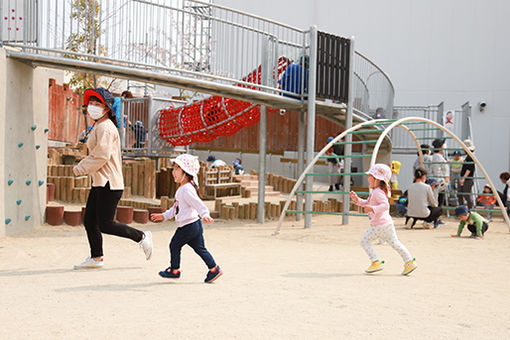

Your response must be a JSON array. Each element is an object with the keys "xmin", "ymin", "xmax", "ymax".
[
  {"xmin": 356, "ymin": 187, "xmax": 393, "ymax": 226},
  {"xmin": 162, "ymin": 183, "xmax": 211, "ymax": 228}
]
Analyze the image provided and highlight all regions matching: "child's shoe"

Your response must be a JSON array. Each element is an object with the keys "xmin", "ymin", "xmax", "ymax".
[
  {"xmin": 328, "ymin": 185, "xmax": 334, "ymax": 192},
  {"xmin": 204, "ymin": 266, "xmax": 223, "ymax": 283},
  {"xmin": 335, "ymin": 183, "xmax": 341, "ymax": 191},
  {"xmin": 402, "ymin": 259, "xmax": 417, "ymax": 275},
  {"xmin": 139, "ymin": 231, "xmax": 153, "ymax": 260},
  {"xmin": 159, "ymin": 267, "xmax": 181, "ymax": 279},
  {"xmin": 74, "ymin": 257, "xmax": 104, "ymax": 270},
  {"xmin": 365, "ymin": 260, "xmax": 384, "ymax": 273}
]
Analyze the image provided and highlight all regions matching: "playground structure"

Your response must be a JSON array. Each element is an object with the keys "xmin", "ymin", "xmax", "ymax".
[
  {"xmin": 274, "ymin": 117, "xmax": 510, "ymax": 235},
  {"xmin": 1, "ymin": 0, "xmax": 395, "ymax": 235}
]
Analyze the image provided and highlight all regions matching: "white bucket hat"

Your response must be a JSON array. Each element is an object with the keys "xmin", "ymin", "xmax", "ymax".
[
  {"xmin": 171, "ymin": 154, "xmax": 200, "ymax": 186},
  {"xmin": 463, "ymin": 139, "xmax": 475, "ymax": 152},
  {"xmin": 367, "ymin": 163, "xmax": 392, "ymax": 185}
]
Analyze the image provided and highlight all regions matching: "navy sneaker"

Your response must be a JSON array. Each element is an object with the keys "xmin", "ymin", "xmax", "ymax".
[
  {"xmin": 159, "ymin": 267, "xmax": 181, "ymax": 279},
  {"xmin": 204, "ymin": 266, "xmax": 223, "ymax": 283}
]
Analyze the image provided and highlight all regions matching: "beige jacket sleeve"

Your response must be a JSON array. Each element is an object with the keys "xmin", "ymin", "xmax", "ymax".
[
  {"xmin": 73, "ymin": 128, "xmax": 114, "ymax": 176},
  {"xmin": 426, "ymin": 185, "xmax": 438, "ymax": 208}
]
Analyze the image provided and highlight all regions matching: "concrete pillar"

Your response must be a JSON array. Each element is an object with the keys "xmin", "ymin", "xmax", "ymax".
[
  {"xmin": 1, "ymin": 47, "xmax": 49, "ymax": 236},
  {"xmin": 0, "ymin": 48, "xmax": 6, "ymax": 237}
]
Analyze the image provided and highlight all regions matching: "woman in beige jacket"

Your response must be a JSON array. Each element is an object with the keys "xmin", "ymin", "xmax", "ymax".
[{"xmin": 73, "ymin": 88, "xmax": 153, "ymax": 269}]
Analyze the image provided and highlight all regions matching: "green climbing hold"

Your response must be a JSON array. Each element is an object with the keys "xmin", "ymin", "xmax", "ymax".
[
  {"xmin": 26, "ymin": 180, "xmax": 31, "ymax": 186},
  {"xmin": 16, "ymin": 200, "xmax": 22, "ymax": 205},
  {"xmin": 31, "ymin": 125, "xmax": 37, "ymax": 131},
  {"xmin": 5, "ymin": 218, "xmax": 11, "ymax": 224},
  {"xmin": 38, "ymin": 180, "xmax": 44, "ymax": 186},
  {"xmin": 35, "ymin": 145, "xmax": 41, "ymax": 150},
  {"xmin": 25, "ymin": 215, "xmax": 31, "ymax": 221},
  {"xmin": 7, "ymin": 179, "xmax": 13, "ymax": 185},
  {"xmin": 18, "ymin": 142, "xmax": 24, "ymax": 147}
]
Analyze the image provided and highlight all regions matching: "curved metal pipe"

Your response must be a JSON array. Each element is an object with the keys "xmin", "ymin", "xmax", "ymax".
[
  {"xmin": 370, "ymin": 117, "xmax": 510, "ymax": 230},
  {"xmin": 273, "ymin": 118, "xmax": 391, "ymax": 235}
]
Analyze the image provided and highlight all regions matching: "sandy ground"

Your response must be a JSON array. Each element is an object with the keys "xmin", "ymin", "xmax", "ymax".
[{"xmin": 1, "ymin": 213, "xmax": 510, "ymax": 339}]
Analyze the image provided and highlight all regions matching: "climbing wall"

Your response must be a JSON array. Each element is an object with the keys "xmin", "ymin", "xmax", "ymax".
[{"xmin": 1, "ymin": 49, "xmax": 49, "ymax": 235}]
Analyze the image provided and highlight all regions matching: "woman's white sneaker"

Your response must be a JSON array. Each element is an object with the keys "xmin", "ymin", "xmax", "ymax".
[
  {"xmin": 139, "ymin": 231, "xmax": 153, "ymax": 260},
  {"xmin": 74, "ymin": 257, "xmax": 104, "ymax": 270}
]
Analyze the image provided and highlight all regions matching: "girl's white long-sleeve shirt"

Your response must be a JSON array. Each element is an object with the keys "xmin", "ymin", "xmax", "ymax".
[{"xmin": 162, "ymin": 183, "xmax": 210, "ymax": 227}]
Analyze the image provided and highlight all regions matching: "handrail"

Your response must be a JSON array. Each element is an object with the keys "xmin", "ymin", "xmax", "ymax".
[{"xmin": 355, "ymin": 50, "xmax": 395, "ymax": 94}]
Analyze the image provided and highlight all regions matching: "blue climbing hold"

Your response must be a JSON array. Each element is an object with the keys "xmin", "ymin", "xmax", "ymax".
[
  {"xmin": 44, "ymin": 128, "xmax": 49, "ymax": 133},
  {"xmin": 18, "ymin": 142, "xmax": 24, "ymax": 148},
  {"xmin": 38, "ymin": 180, "xmax": 44, "ymax": 186},
  {"xmin": 7, "ymin": 179, "xmax": 13, "ymax": 185},
  {"xmin": 5, "ymin": 218, "xmax": 11, "ymax": 224},
  {"xmin": 16, "ymin": 199, "xmax": 22, "ymax": 205},
  {"xmin": 31, "ymin": 125, "xmax": 37, "ymax": 131},
  {"xmin": 25, "ymin": 215, "xmax": 31, "ymax": 221},
  {"xmin": 26, "ymin": 180, "xmax": 31, "ymax": 186},
  {"xmin": 35, "ymin": 145, "xmax": 41, "ymax": 150}
]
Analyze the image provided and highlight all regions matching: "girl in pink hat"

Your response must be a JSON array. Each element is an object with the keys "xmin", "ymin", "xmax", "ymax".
[
  {"xmin": 150, "ymin": 154, "xmax": 222, "ymax": 283},
  {"xmin": 349, "ymin": 164, "xmax": 417, "ymax": 275}
]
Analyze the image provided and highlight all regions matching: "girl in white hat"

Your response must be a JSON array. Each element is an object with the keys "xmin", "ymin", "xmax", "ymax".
[
  {"xmin": 150, "ymin": 154, "xmax": 222, "ymax": 283},
  {"xmin": 349, "ymin": 164, "xmax": 417, "ymax": 275}
]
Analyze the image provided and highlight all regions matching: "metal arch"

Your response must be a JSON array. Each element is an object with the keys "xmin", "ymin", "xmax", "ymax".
[
  {"xmin": 370, "ymin": 117, "xmax": 510, "ymax": 230},
  {"xmin": 394, "ymin": 124, "xmax": 425, "ymax": 169},
  {"xmin": 273, "ymin": 118, "xmax": 391, "ymax": 235}
]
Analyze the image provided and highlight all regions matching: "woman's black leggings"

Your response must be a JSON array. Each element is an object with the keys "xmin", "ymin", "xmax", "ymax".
[{"xmin": 84, "ymin": 182, "xmax": 144, "ymax": 257}]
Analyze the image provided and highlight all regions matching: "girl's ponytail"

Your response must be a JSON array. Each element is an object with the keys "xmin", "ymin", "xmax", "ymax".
[{"xmin": 186, "ymin": 173, "xmax": 202, "ymax": 198}]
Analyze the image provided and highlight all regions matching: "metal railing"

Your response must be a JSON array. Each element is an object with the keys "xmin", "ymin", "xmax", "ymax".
[
  {"xmin": 2, "ymin": 0, "xmax": 394, "ymax": 113},
  {"xmin": 120, "ymin": 96, "xmax": 186, "ymax": 156},
  {"xmin": 352, "ymin": 50, "xmax": 395, "ymax": 121}
]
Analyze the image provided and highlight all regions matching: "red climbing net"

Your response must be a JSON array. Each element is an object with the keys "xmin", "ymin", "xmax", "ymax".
[{"xmin": 158, "ymin": 57, "xmax": 291, "ymax": 146}]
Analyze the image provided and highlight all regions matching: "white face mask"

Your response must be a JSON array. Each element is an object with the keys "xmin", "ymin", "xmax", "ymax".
[{"xmin": 87, "ymin": 104, "xmax": 105, "ymax": 120}]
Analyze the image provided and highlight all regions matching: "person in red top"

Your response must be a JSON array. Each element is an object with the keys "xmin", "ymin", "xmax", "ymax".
[{"xmin": 477, "ymin": 185, "xmax": 496, "ymax": 221}]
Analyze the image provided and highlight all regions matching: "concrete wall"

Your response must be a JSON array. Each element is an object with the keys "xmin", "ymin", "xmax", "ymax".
[
  {"xmin": 215, "ymin": 0, "xmax": 510, "ymax": 191},
  {"xmin": 1, "ymin": 47, "xmax": 48, "ymax": 235}
]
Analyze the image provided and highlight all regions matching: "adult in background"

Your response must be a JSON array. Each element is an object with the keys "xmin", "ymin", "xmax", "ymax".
[
  {"xmin": 325, "ymin": 136, "xmax": 343, "ymax": 191},
  {"xmin": 413, "ymin": 144, "xmax": 432, "ymax": 174},
  {"xmin": 498, "ymin": 172, "xmax": 510, "ymax": 215},
  {"xmin": 406, "ymin": 168, "xmax": 442, "ymax": 229},
  {"xmin": 430, "ymin": 139, "xmax": 449, "ymax": 207},
  {"xmin": 73, "ymin": 88, "xmax": 153, "ymax": 269},
  {"xmin": 458, "ymin": 139, "xmax": 476, "ymax": 209}
]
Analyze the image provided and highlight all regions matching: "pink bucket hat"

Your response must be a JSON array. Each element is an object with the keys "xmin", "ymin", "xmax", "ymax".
[
  {"xmin": 171, "ymin": 154, "xmax": 200, "ymax": 186},
  {"xmin": 367, "ymin": 163, "xmax": 392, "ymax": 185}
]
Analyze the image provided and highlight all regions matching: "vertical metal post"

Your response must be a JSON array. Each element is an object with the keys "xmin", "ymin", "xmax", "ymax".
[
  {"xmin": 257, "ymin": 36, "xmax": 271, "ymax": 223},
  {"xmin": 342, "ymin": 36, "xmax": 355, "ymax": 225},
  {"xmin": 147, "ymin": 96, "xmax": 153, "ymax": 154},
  {"xmin": 120, "ymin": 98, "xmax": 125, "ymax": 150},
  {"xmin": 304, "ymin": 26, "xmax": 318, "ymax": 228},
  {"xmin": 296, "ymin": 110, "xmax": 306, "ymax": 221},
  {"xmin": 437, "ymin": 101, "xmax": 444, "ymax": 138}
]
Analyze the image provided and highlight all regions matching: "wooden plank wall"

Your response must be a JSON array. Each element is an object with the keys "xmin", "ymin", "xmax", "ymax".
[
  {"xmin": 191, "ymin": 110, "xmax": 360, "ymax": 153},
  {"xmin": 48, "ymin": 79, "xmax": 85, "ymax": 143}
]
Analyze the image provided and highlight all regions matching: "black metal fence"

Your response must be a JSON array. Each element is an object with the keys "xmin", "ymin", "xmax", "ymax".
[{"xmin": 316, "ymin": 31, "xmax": 350, "ymax": 103}]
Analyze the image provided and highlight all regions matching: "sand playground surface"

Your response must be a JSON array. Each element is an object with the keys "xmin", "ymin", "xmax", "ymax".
[{"xmin": 2, "ymin": 213, "xmax": 510, "ymax": 339}]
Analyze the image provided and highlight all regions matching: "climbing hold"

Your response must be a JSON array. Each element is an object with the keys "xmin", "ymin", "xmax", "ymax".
[
  {"xmin": 18, "ymin": 142, "xmax": 23, "ymax": 147},
  {"xmin": 44, "ymin": 128, "xmax": 49, "ymax": 133},
  {"xmin": 38, "ymin": 180, "xmax": 44, "ymax": 186},
  {"xmin": 31, "ymin": 125, "xmax": 37, "ymax": 131},
  {"xmin": 35, "ymin": 145, "xmax": 40, "ymax": 150},
  {"xmin": 16, "ymin": 199, "xmax": 22, "ymax": 205},
  {"xmin": 26, "ymin": 180, "xmax": 31, "ymax": 186},
  {"xmin": 7, "ymin": 179, "xmax": 13, "ymax": 185},
  {"xmin": 25, "ymin": 215, "xmax": 31, "ymax": 221},
  {"xmin": 5, "ymin": 218, "xmax": 11, "ymax": 224}
]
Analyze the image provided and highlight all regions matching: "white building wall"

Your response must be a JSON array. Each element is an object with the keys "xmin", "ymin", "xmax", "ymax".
[{"xmin": 214, "ymin": 0, "xmax": 510, "ymax": 189}]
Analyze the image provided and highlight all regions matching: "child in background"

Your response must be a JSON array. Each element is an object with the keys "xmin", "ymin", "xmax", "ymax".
[
  {"xmin": 452, "ymin": 205, "xmax": 489, "ymax": 239},
  {"xmin": 477, "ymin": 185, "xmax": 496, "ymax": 221},
  {"xmin": 349, "ymin": 164, "xmax": 417, "ymax": 275},
  {"xmin": 390, "ymin": 160, "xmax": 401, "ymax": 199},
  {"xmin": 150, "ymin": 154, "xmax": 222, "ymax": 283},
  {"xmin": 395, "ymin": 190, "xmax": 408, "ymax": 217},
  {"xmin": 448, "ymin": 150, "xmax": 463, "ymax": 206}
]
